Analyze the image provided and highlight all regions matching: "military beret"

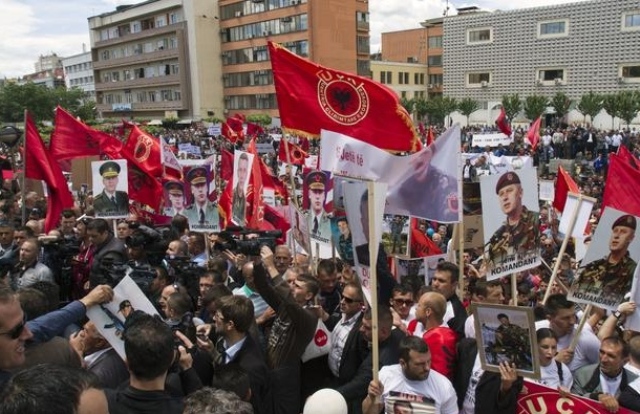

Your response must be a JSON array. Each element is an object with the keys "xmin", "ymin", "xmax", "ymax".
[
  {"xmin": 99, "ymin": 161, "xmax": 121, "ymax": 178},
  {"xmin": 306, "ymin": 171, "xmax": 327, "ymax": 191},
  {"xmin": 164, "ymin": 180, "xmax": 184, "ymax": 195},
  {"xmin": 495, "ymin": 171, "xmax": 521, "ymax": 194},
  {"xmin": 186, "ymin": 167, "xmax": 208, "ymax": 185},
  {"xmin": 612, "ymin": 214, "xmax": 637, "ymax": 231}
]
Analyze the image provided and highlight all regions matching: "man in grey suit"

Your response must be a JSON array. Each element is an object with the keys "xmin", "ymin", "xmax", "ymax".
[{"xmin": 184, "ymin": 166, "xmax": 219, "ymax": 231}]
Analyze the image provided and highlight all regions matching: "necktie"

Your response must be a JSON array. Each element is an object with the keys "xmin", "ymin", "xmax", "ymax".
[
  {"xmin": 199, "ymin": 209, "xmax": 205, "ymax": 224},
  {"xmin": 214, "ymin": 338, "xmax": 226, "ymax": 366},
  {"xmin": 313, "ymin": 217, "xmax": 318, "ymax": 234},
  {"xmin": 111, "ymin": 196, "xmax": 116, "ymax": 205}
]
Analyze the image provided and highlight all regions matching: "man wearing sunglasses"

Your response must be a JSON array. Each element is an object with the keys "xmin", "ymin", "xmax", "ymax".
[{"xmin": 0, "ymin": 284, "xmax": 113, "ymax": 389}]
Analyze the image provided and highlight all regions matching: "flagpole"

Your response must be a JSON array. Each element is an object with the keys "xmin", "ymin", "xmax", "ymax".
[
  {"xmin": 21, "ymin": 110, "xmax": 27, "ymax": 226},
  {"xmin": 367, "ymin": 181, "xmax": 380, "ymax": 386}
]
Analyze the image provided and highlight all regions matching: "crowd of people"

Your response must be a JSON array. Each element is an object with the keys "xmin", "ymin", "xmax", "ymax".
[{"xmin": 0, "ymin": 122, "xmax": 639, "ymax": 414}]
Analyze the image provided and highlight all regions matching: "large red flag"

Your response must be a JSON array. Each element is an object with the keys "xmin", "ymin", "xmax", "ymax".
[
  {"xmin": 24, "ymin": 112, "xmax": 74, "ymax": 233},
  {"xmin": 426, "ymin": 126, "xmax": 435, "ymax": 147},
  {"xmin": 409, "ymin": 218, "xmax": 442, "ymax": 258},
  {"xmin": 246, "ymin": 139, "xmax": 264, "ymax": 228},
  {"xmin": 122, "ymin": 125, "xmax": 163, "ymax": 178},
  {"xmin": 126, "ymin": 164, "xmax": 163, "ymax": 211},
  {"xmin": 552, "ymin": 165, "xmax": 580, "ymax": 213},
  {"xmin": 221, "ymin": 122, "xmax": 239, "ymax": 144},
  {"xmin": 246, "ymin": 122, "xmax": 264, "ymax": 138},
  {"xmin": 602, "ymin": 154, "xmax": 640, "ymax": 217},
  {"xmin": 50, "ymin": 106, "xmax": 123, "ymax": 159},
  {"xmin": 526, "ymin": 117, "xmax": 542, "ymax": 150},
  {"xmin": 226, "ymin": 116, "xmax": 245, "ymax": 143},
  {"xmin": 218, "ymin": 178, "xmax": 233, "ymax": 229},
  {"xmin": 618, "ymin": 145, "xmax": 639, "ymax": 169},
  {"xmin": 278, "ymin": 140, "xmax": 308, "ymax": 165},
  {"xmin": 260, "ymin": 204, "xmax": 290, "ymax": 245},
  {"xmin": 495, "ymin": 107, "xmax": 512, "ymax": 137},
  {"xmin": 220, "ymin": 149, "xmax": 234, "ymax": 182},
  {"xmin": 258, "ymin": 156, "xmax": 289, "ymax": 205},
  {"xmin": 268, "ymin": 42, "xmax": 421, "ymax": 153}
]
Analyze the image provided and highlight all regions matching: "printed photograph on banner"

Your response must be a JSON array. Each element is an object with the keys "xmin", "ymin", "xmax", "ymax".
[
  {"xmin": 480, "ymin": 168, "xmax": 540, "ymax": 280},
  {"xmin": 382, "ymin": 215, "xmax": 409, "ymax": 256},
  {"xmin": 425, "ymin": 254, "xmax": 448, "ymax": 286},
  {"xmin": 289, "ymin": 205, "xmax": 311, "ymax": 256},
  {"xmin": 395, "ymin": 257, "xmax": 427, "ymax": 288},
  {"xmin": 384, "ymin": 392, "xmax": 436, "ymax": 414},
  {"xmin": 409, "ymin": 218, "xmax": 444, "ymax": 258},
  {"xmin": 463, "ymin": 182, "xmax": 483, "ymax": 215},
  {"xmin": 163, "ymin": 180, "xmax": 187, "ymax": 217},
  {"xmin": 181, "ymin": 164, "xmax": 220, "ymax": 232},
  {"xmin": 303, "ymin": 169, "xmax": 333, "ymax": 244},
  {"xmin": 473, "ymin": 304, "xmax": 540, "ymax": 379},
  {"xmin": 539, "ymin": 179, "xmax": 555, "ymax": 202},
  {"xmin": 92, "ymin": 159, "xmax": 129, "ymax": 218},
  {"xmin": 558, "ymin": 193, "xmax": 596, "ymax": 239},
  {"xmin": 86, "ymin": 276, "xmax": 160, "ymax": 360},
  {"xmin": 333, "ymin": 216, "xmax": 354, "ymax": 265},
  {"xmin": 568, "ymin": 207, "xmax": 640, "ymax": 311},
  {"xmin": 232, "ymin": 151, "xmax": 254, "ymax": 226}
]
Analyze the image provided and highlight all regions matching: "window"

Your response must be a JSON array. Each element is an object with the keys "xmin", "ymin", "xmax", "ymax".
[
  {"xmin": 429, "ymin": 74, "xmax": 443, "ymax": 86},
  {"xmin": 620, "ymin": 64, "xmax": 640, "ymax": 82},
  {"xmin": 380, "ymin": 71, "xmax": 386, "ymax": 84},
  {"xmin": 428, "ymin": 36, "xmax": 443, "ymax": 48},
  {"xmin": 538, "ymin": 20, "xmax": 568, "ymax": 38},
  {"xmin": 623, "ymin": 12, "xmax": 640, "ymax": 30},
  {"xmin": 398, "ymin": 72, "xmax": 409, "ymax": 84},
  {"xmin": 427, "ymin": 56, "xmax": 442, "ymax": 66},
  {"xmin": 467, "ymin": 28, "xmax": 492, "ymax": 44},
  {"xmin": 467, "ymin": 72, "xmax": 491, "ymax": 87},
  {"xmin": 537, "ymin": 68, "xmax": 566, "ymax": 84},
  {"xmin": 156, "ymin": 16, "xmax": 166, "ymax": 27}
]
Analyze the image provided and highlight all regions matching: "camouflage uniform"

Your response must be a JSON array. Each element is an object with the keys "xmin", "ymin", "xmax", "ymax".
[
  {"xmin": 494, "ymin": 323, "xmax": 532, "ymax": 370},
  {"xmin": 486, "ymin": 206, "xmax": 540, "ymax": 264},
  {"xmin": 575, "ymin": 253, "xmax": 637, "ymax": 299}
]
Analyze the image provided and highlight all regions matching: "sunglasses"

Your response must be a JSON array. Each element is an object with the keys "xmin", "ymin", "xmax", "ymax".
[
  {"xmin": 393, "ymin": 299, "xmax": 414, "ymax": 307},
  {"xmin": 0, "ymin": 314, "xmax": 27, "ymax": 340},
  {"xmin": 341, "ymin": 296, "xmax": 360, "ymax": 304}
]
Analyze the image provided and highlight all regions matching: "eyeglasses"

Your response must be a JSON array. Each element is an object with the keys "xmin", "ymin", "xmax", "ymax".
[
  {"xmin": 0, "ymin": 314, "xmax": 27, "ymax": 340},
  {"xmin": 393, "ymin": 299, "xmax": 414, "ymax": 307},
  {"xmin": 341, "ymin": 296, "xmax": 359, "ymax": 304}
]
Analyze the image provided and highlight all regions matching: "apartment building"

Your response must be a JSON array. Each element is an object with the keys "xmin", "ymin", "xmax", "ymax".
[{"xmin": 62, "ymin": 51, "xmax": 96, "ymax": 101}]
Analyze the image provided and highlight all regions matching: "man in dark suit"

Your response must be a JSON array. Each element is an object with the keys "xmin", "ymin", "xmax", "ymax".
[
  {"xmin": 78, "ymin": 320, "xmax": 129, "ymax": 388},
  {"xmin": 93, "ymin": 161, "xmax": 129, "ymax": 217},
  {"xmin": 213, "ymin": 295, "xmax": 270, "ymax": 414}
]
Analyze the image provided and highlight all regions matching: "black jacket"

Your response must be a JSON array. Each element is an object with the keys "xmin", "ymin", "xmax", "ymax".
[
  {"xmin": 227, "ymin": 334, "xmax": 271, "ymax": 414},
  {"xmin": 89, "ymin": 234, "xmax": 127, "ymax": 287},
  {"xmin": 447, "ymin": 294, "xmax": 467, "ymax": 339},
  {"xmin": 106, "ymin": 386, "xmax": 183, "ymax": 414}
]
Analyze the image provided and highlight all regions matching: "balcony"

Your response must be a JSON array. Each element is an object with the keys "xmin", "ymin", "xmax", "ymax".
[
  {"xmin": 95, "ymin": 74, "xmax": 181, "ymax": 92},
  {"xmin": 94, "ymin": 22, "xmax": 186, "ymax": 48},
  {"xmin": 97, "ymin": 100, "xmax": 185, "ymax": 113},
  {"xmin": 357, "ymin": 21, "xmax": 369, "ymax": 31},
  {"xmin": 93, "ymin": 48, "xmax": 180, "ymax": 70}
]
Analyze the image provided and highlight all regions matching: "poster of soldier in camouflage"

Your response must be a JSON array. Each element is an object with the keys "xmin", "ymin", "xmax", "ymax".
[
  {"xmin": 473, "ymin": 303, "xmax": 540, "ymax": 379},
  {"xmin": 382, "ymin": 214, "xmax": 409, "ymax": 256},
  {"xmin": 568, "ymin": 208, "xmax": 640, "ymax": 311},
  {"xmin": 480, "ymin": 168, "xmax": 540, "ymax": 281}
]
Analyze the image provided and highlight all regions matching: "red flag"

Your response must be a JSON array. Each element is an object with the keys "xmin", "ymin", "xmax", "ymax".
[
  {"xmin": 299, "ymin": 137, "xmax": 310, "ymax": 152},
  {"xmin": 618, "ymin": 145, "xmax": 639, "ymax": 169},
  {"xmin": 278, "ymin": 140, "xmax": 308, "ymax": 165},
  {"xmin": 126, "ymin": 163, "xmax": 163, "ymax": 211},
  {"xmin": 495, "ymin": 107, "xmax": 512, "ymax": 137},
  {"xmin": 602, "ymin": 154, "xmax": 640, "ymax": 217},
  {"xmin": 50, "ymin": 106, "xmax": 123, "ymax": 160},
  {"xmin": 221, "ymin": 122, "xmax": 239, "ymax": 144},
  {"xmin": 218, "ymin": 178, "xmax": 233, "ymax": 229},
  {"xmin": 526, "ymin": 117, "xmax": 542, "ymax": 150},
  {"xmin": 246, "ymin": 122, "xmax": 264, "ymax": 137},
  {"xmin": 260, "ymin": 204, "xmax": 291, "ymax": 244},
  {"xmin": 268, "ymin": 42, "xmax": 421, "ymax": 153},
  {"xmin": 233, "ymin": 113, "xmax": 246, "ymax": 123},
  {"xmin": 426, "ymin": 126, "xmax": 435, "ymax": 147},
  {"xmin": 552, "ymin": 165, "xmax": 580, "ymax": 212},
  {"xmin": 409, "ymin": 217, "xmax": 442, "ymax": 258},
  {"xmin": 122, "ymin": 125, "xmax": 162, "ymax": 178},
  {"xmin": 226, "ymin": 116, "xmax": 245, "ymax": 143},
  {"xmin": 220, "ymin": 149, "xmax": 234, "ymax": 182},
  {"xmin": 258, "ymin": 156, "xmax": 289, "ymax": 205},
  {"xmin": 246, "ymin": 139, "xmax": 264, "ymax": 228},
  {"xmin": 24, "ymin": 112, "xmax": 74, "ymax": 233}
]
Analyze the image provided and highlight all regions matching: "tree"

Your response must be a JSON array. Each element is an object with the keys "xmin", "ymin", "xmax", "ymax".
[
  {"xmin": 616, "ymin": 90, "xmax": 640, "ymax": 128},
  {"xmin": 458, "ymin": 97, "xmax": 480, "ymax": 126},
  {"xmin": 400, "ymin": 97, "xmax": 415, "ymax": 116},
  {"xmin": 523, "ymin": 94, "xmax": 548, "ymax": 121},
  {"xmin": 414, "ymin": 97, "xmax": 429, "ymax": 121},
  {"xmin": 246, "ymin": 113, "xmax": 272, "ymax": 125},
  {"xmin": 602, "ymin": 94, "xmax": 621, "ymax": 129},
  {"xmin": 501, "ymin": 94, "xmax": 522, "ymax": 123},
  {"xmin": 0, "ymin": 82, "xmax": 92, "ymax": 123},
  {"xmin": 576, "ymin": 91, "xmax": 603, "ymax": 125},
  {"xmin": 549, "ymin": 92, "xmax": 572, "ymax": 125},
  {"xmin": 425, "ymin": 96, "xmax": 457, "ymax": 126}
]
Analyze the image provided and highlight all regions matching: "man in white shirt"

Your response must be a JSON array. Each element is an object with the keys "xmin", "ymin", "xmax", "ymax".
[
  {"xmin": 465, "ymin": 280, "xmax": 505, "ymax": 339},
  {"xmin": 363, "ymin": 336, "xmax": 458, "ymax": 414}
]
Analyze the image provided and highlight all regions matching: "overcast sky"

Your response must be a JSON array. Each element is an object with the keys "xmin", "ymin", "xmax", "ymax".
[{"xmin": 1, "ymin": 0, "xmax": 590, "ymax": 79}]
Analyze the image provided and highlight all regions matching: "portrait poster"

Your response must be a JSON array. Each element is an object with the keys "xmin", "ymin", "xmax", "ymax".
[
  {"xmin": 539, "ymin": 179, "xmax": 555, "ymax": 201},
  {"xmin": 568, "ymin": 207, "xmax": 640, "ymax": 311},
  {"xmin": 289, "ymin": 205, "xmax": 311, "ymax": 256},
  {"xmin": 382, "ymin": 215, "xmax": 409, "ymax": 256},
  {"xmin": 303, "ymin": 169, "xmax": 333, "ymax": 246},
  {"xmin": 343, "ymin": 179, "xmax": 387, "ymax": 305},
  {"xmin": 425, "ymin": 254, "xmax": 448, "ymax": 286},
  {"xmin": 181, "ymin": 163, "xmax": 220, "ymax": 232},
  {"xmin": 86, "ymin": 275, "xmax": 160, "ymax": 360},
  {"xmin": 333, "ymin": 215, "xmax": 353, "ymax": 265},
  {"xmin": 231, "ymin": 151, "xmax": 254, "ymax": 226},
  {"xmin": 480, "ymin": 168, "xmax": 540, "ymax": 280},
  {"xmin": 92, "ymin": 159, "xmax": 129, "ymax": 219},
  {"xmin": 558, "ymin": 193, "xmax": 596, "ymax": 239},
  {"xmin": 394, "ymin": 257, "xmax": 429, "ymax": 288},
  {"xmin": 473, "ymin": 303, "xmax": 540, "ymax": 379}
]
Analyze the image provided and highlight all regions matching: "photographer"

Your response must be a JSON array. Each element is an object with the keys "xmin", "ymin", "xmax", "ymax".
[{"xmin": 87, "ymin": 219, "xmax": 127, "ymax": 288}]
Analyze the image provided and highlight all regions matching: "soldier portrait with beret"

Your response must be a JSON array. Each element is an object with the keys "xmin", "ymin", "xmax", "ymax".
[
  {"xmin": 183, "ymin": 166, "xmax": 219, "ymax": 231},
  {"xmin": 569, "ymin": 209, "xmax": 639, "ymax": 309},
  {"xmin": 305, "ymin": 170, "xmax": 331, "ymax": 242},
  {"xmin": 92, "ymin": 160, "xmax": 129, "ymax": 217},
  {"xmin": 163, "ymin": 180, "xmax": 186, "ymax": 217},
  {"xmin": 481, "ymin": 168, "xmax": 540, "ymax": 279}
]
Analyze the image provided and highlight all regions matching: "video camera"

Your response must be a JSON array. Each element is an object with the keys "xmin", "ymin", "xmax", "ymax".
[
  {"xmin": 214, "ymin": 226, "xmax": 282, "ymax": 256},
  {"xmin": 99, "ymin": 257, "xmax": 157, "ymax": 296}
]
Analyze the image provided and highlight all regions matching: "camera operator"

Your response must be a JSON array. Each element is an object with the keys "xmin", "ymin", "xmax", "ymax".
[
  {"xmin": 9, "ymin": 238, "xmax": 54, "ymax": 290},
  {"xmin": 59, "ymin": 209, "xmax": 78, "ymax": 242},
  {"xmin": 87, "ymin": 219, "xmax": 127, "ymax": 288}
]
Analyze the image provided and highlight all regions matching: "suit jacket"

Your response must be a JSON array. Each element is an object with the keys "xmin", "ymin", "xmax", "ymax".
[
  {"xmin": 94, "ymin": 190, "xmax": 129, "ymax": 216},
  {"xmin": 89, "ymin": 234, "xmax": 127, "ymax": 287},
  {"xmin": 183, "ymin": 202, "xmax": 220, "ymax": 229},
  {"xmin": 87, "ymin": 348, "xmax": 129, "ymax": 389},
  {"xmin": 447, "ymin": 294, "xmax": 467, "ymax": 339},
  {"xmin": 571, "ymin": 363, "xmax": 637, "ymax": 399},
  {"xmin": 334, "ymin": 314, "xmax": 368, "ymax": 384},
  {"xmin": 226, "ymin": 334, "xmax": 271, "ymax": 414}
]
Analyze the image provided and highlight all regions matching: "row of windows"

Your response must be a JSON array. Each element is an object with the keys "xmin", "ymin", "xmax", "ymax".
[
  {"xmin": 428, "ymin": 36, "xmax": 443, "ymax": 48},
  {"xmin": 428, "ymin": 56, "xmax": 442, "ymax": 67},
  {"xmin": 221, "ymin": 14, "xmax": 307, "ymax": 42},
  {"xmin": 220, "ymin": 0, "xmax": 307, "ymax": 20},
  {"xmin": 99, "ymin": 36, "xmax": 179, "ymax": 61},
  {"xmin": 222, "ymin": 41, "xmax": 308, "ymax": 65},
  {"xmin": 429, "ymin": 74, "xmax": 443, "ymax": 85},
  {"xmin": 99, "ymin": 12, "xmax": 182, "ymax": 41},
  {"xmin": 100, "ymin": 89, "xmax": 182, "ymax": 104},
  {"xmin": 99, "ymin": 63, "xmax": 179, "ymax": 83},
  {"xmin": 65, "ymin": 62, "xmax": 92, "ymax": 73},
  {"xmin": 223, "ymin": 70, "xmax": 273, "ymax": 88},
  {"xmin": 225, "ymin": 94, "xmax": 277, "ymax": 110},
  {"xmin": 379, "ymin": 71, "xmax": 426, "ymax": 85},
  {"xmin": 69, "ymin": 77, "xmax": 94, "ymax": 86},
  {"xmin": 357, "ymin": 36, "xmax": 370, "ymax": 55}
]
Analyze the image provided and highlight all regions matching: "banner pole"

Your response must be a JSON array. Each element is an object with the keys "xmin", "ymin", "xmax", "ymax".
[
  {"xmin": 367, "ymin": 181, "xmax": 380, "ymax": 385},
  {"xmin": 21, "ymin": 110, "xmax": 27, "ymax": 226},
  {"xmin": 569, "ymin": 304, "xmax": 593, "ymax": 351},
  {"xmin": 457, "ymin": 222, "xmax": 464, "ymax": 298}
]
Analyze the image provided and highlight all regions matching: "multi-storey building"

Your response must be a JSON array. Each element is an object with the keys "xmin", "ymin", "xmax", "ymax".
[
  {"xmin": 219, "ymin": 0, "xmax": 370, "ymax": 118},
  {"xmin": 35, "ymin": 54, "xmax": 63, "ymax": 73},
  {"xmin": 444, "ymin": 0, "xmax": 640, "ymax": 127},
  {"xmin": 62, "ymin": 50, "xmax": 96, "ymax": 101},
  {"xmin": 88, "ymin": 0, "xmax": 223, "ymax": 120},
  {"xmin": 370, "ymin": 60, "xmax": 428, "ymax": 101}
]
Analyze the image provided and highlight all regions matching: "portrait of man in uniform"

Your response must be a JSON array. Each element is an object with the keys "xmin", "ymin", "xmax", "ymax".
[
  {"xmin": 482, "ymin": 170, "xmax": 540, "ymax": 279},
  {"xmin": 570, "ymin": 212, "xmax": 638, "ymax": 309},
  {"xmin": 92, "ymin": 160, "xmax": 129, "ymax": 217},
  {"xmin": 306, "ymin": 170, "xmax": 331, "ymax": 241},
  {"xmin": 183, "ymin": 166, "xmax": 219, "ymax": 229},
  {"xmin": 232, "ymin": 152, "xmax": 251, "ymax": 226},
  {"xmin": 163, "ymin": 180, "xmax": 186, "ymax": 217}
]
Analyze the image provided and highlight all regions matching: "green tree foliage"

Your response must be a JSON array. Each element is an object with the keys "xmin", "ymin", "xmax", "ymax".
[
  {"xmin": 414, "ymin": 98, "xmax": 429, "ymax": 121},
  {"xmin": 523, "ymin": 94, "xmax": 549, "ymax": 121},
  {"xmin": 576, "ymin": 91, "xmax": 603, "ymax": 125},
  {"xmin": 246, "ymin": 113, "xmax": 272, "ymax": 125},
  {"xmin": 423, "ymin": 96, "xmax": 457, "ymax": 126},
  {"xmin": 549, "ymin": 92, "xmax": 572, "ymax": 124},
  {"xmin": 501, "ymin": 94, "xmax": 522, "ymax": 122},
  {"xmin": 458, "ymin": 97, "xmax": 480, "ymax": 126},
  {"xmin": 602, "ymin": 94, "xmax": 621, "ymax": 129},
  {"xmin": 616, "ymin": 90, "xmax": 640, "ymax": 127},
  {"xmin": 400, "ymin": 97, "xmax": 415, "ymax": 115}
]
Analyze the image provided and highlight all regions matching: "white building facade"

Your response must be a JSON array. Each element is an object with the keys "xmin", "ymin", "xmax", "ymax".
[{"xmin": 62, "ymin": 51, "xmax": 96, "ymax": 101}]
